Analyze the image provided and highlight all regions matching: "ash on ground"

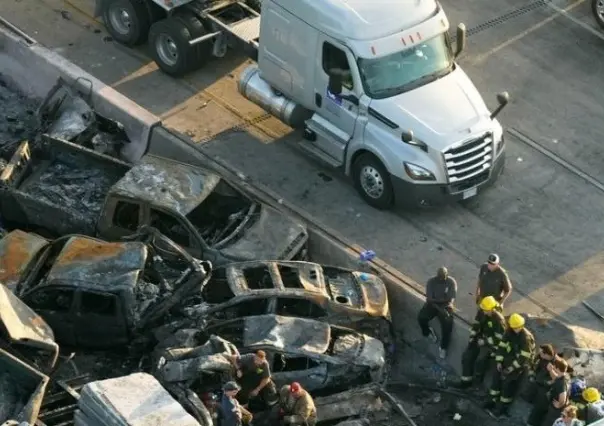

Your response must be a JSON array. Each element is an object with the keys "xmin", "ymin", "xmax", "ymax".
[{"xmin": 0, "ymin": 77, "xmax": 39, "ymax": 154}]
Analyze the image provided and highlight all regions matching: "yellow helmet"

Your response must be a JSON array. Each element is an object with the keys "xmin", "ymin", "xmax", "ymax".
[
  {"xmin": 583, "ymin": 387, "xmax": 601, "ymax": 403},
  {"xmin": 480, "ymin": 296, "xmax": 499, "ymax": 312},
  {"xmin": 509, "ymin": 313, "xmax": 525, "ymax": 329}
]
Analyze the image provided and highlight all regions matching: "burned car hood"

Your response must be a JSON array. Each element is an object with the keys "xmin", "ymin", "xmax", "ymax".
[
  {"xmin": 0, "ymin": 230, "xmax": 49, "ymax": 292},
  {"xmin": 332, "ymin": 332, "xmax": 385, "ymax": 369},
  {"xmin": 324, "ymin": 268, "xmax": 390, "ymax": 319},
  {"xmin": 220, "ymin": 205, "xmax": 307, "ymax": 261},
  {"xmin": 351, "ymin": 271, "xmax": 390, "ymax": 319}
]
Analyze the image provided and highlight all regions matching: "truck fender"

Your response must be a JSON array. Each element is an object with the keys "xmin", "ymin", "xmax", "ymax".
[{"xmin": 346, "ymin": 147, "xmax": 392, "ymax": 179}]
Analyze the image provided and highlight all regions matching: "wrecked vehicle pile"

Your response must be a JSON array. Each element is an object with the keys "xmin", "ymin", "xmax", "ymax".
[{"xmin": 0, "ymin": 75, "xmax": 410, "ymax": 426}]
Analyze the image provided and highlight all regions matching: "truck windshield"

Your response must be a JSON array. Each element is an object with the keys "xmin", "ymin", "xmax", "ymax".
[{"xmin": 357, "ymin": 33, "xmax": 454, "ymax": 99}]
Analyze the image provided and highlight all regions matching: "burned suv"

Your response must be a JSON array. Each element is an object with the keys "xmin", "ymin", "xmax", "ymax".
[{"xmin": 181, "ymin": 260, "xmax": 391, "ymax": 339}]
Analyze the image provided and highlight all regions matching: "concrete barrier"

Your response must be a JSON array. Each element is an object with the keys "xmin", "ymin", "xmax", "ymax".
[{"xmin": 0, "ymin": 16, "xmax": 159, "ymax": 163}]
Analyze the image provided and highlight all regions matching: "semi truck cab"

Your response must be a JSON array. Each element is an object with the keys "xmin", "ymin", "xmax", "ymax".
[{"xmin": 239, "ymin": 0, "xmax": 510, "ymax": 209}]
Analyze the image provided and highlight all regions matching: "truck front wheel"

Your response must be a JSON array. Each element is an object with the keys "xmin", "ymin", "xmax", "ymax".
[
  {"xmin": 593, "ymin": 0, "xmax": 604, "ymax": 29},
  {"xmin": 149, "ymin": 17, "xmax": 199, "ymax": 77},
  {"xmin": 102, "ymin": 0, "xmax": 151, "ymax": 46},
  {"xmin": 352, "ymin": 154, "xmax": 394, "ymax": 210}
]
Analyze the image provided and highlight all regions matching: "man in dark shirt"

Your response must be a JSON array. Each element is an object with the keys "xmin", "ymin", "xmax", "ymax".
[
  {"xmin": 230, "ymin": 350, "xmax": 277, "ymax": 408},
  {"xmin": 219, "ymin": 381, "xmax": 253, "ymax": 426},
  {"xmin": 475, "ymin": 253, "xmax": 513, "ymax": 313},
  {"xmin": 417, "ymin": 266, "xmax": 457, "ymax": 359}
]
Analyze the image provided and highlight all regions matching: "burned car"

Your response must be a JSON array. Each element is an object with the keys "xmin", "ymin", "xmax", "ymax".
[
  {"xmin": 181, "ymin": 261, "xmax": 391, "ymax": 339},
  {"xmin": 193, "ymin": 314, "xmax": 385, "ymax": 394},
  {"xmin": 0, "ymin": 136, "xmax": 308, "ymax": 265},
  {"xmin": 0, "ymin": 228, "xmax": 211, "ymax": 348}
]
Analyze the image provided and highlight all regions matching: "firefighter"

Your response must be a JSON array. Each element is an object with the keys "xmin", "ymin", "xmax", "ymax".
[
  {"xmin": 454, "ymin": 296, "xmax": 506, "ymax": 389},
  {"xmin": 578, "ymin": 387, "xmax": 604, "ymax": 424},
  {"xmin": 229, "ymin": 350, "xmax": 278, "ymax": 409},
  {"xmin": 523, "ymin": 344, "xmax": 557, "ymax": 403},
  {"xmin": 527, "ymin": 357, "xmax": 571, "ymax": 426},
  {"xmin": 569, "ymin": 378, "xmax": 587, "ymax": 420},
  {"xmin": 474, "ymin": 254, "xmax": 512, "ymax": 317},
  {"xmin": 276, "ymin": 382, "xmax": 317, "ymax": 426},
  {"xmin": 485, "ymin": 313, "xmax": 535, "ymax": 418}
]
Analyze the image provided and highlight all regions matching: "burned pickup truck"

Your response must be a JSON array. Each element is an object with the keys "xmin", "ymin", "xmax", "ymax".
[
  {"xmin": 0, "ymin": 137, "xmax": 308, "ymax": 264},
  {"xmin": 180, "ymin": 260, "xmax": 392, "ymax": 339},
  {"xmin": 0, "ymin": 228, "xmax": 211, "ymax": 348}
]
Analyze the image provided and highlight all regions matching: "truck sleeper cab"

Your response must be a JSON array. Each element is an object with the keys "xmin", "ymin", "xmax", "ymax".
[{"xmin": 238, "ymin": 0, "xmax": 510, "ymax": 209}]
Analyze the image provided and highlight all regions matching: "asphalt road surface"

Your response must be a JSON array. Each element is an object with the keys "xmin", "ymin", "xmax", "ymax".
[{"xmin": 3, "ymin": 0, "xmax": 604, "ymax": 349}]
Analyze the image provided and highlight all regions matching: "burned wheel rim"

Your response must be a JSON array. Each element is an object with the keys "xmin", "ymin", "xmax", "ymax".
[
  {"xmin": 598, "ymin": 0, "xmax": 604, "ymax": 18},
  {"xmin": 156, "ymin": 34, "xmax": 179, "ymax": 67},
  {"xmin": 108, "ymin": 7, "xmax": 133, "ymax": 35},
  {"xmin": 360, "ymin": 165, "xmax": 384, "ymax": 199}
]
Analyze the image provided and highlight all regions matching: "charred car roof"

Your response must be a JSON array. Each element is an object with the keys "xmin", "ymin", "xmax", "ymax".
[
  {"xmin": 43, "ymin": 235, "xmax": 147, "ymax": 291},
  {"xmin": 110, "ymin": 155, "xmax": 222, "ymax": 215},
  {"xmin": 226, "ymin": 261, "xmax": 328, "ymax": 295},
  {"xmin": 0, "ymin": 230, "xmax": 49, "ymax": 291},
  {"xmin": 243, "ymin": 315, "xmax": 331, "ymax": 354},
  {"xmin": 221, "ymin": 261, "xmax": 389, "ymax": 318}
]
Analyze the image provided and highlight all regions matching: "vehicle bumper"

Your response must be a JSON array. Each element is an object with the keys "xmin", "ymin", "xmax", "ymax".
[{"xmin": 392, "ymin": 152, "xmax": 505, "ymax": 208}]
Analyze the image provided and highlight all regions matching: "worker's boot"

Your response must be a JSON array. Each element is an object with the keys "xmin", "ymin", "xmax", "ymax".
[
  {"xmin": 482, "ymin": 399, "xmax": 496, "ymax": 411},
  {"xmin": 452, "ymin": 379, "xmax": 472, "ymax": 389},
  {"xmin": 491, "ymin": 403, "xmax": 511, "ymax": 419}
]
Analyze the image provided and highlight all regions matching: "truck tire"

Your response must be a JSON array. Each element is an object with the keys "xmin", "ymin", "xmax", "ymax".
[
  {"xmin": 173, "ymin": 13, "xmax": 213, "ymax": 68},
  {"xmin": 245, "ymin": 0, "xmax": 262, "ymax": 13},
  {"xmin": 102, "ymin": 0, "xmax": 151, "ymax": 46},
  {"xmin": 352, "ymin": 153, "xmax": 394, "ymax": 210},
  {"xmin": 148, "ymin": 17, "xmax": 199, "ymax": 77},
  {"xmin": 593, "ymin": 0, "xmax": 604, "ymax": 29}
]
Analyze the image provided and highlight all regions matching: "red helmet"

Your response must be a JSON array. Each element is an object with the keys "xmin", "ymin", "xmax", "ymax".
[{"xmin": 290, "ymin": 382, "xmax": 301, "ymax": 393}]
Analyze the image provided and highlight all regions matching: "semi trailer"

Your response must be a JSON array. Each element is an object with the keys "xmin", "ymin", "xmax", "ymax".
[{"xmin": 96, "ymin": 0, "xmax": 510, "ymax": 209}]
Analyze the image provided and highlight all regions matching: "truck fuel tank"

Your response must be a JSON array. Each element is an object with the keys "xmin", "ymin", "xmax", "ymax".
[{"xmin": 238, "ymin": 65, "xmax": 312, "ymax": 128}]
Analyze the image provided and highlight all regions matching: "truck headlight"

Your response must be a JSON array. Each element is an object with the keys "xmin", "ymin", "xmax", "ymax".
[{"xmin": 404, "ymin": 162, "xmax": 436, "ymax": 181}]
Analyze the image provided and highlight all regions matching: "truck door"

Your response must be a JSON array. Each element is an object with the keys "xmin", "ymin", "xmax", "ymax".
[
  {"xmin": 310, "ymin": 38, "xmax": 360, "ymax": 163},
  {"xmin": 75, "ymin": 290, "xmax": 129, "ymax": 348},
  {"xmin": 23, "ymin": 286, "xmax": 77, "ymax": 347}
]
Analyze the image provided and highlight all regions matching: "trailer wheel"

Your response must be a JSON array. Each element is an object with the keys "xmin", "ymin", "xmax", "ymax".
[
  {"xmin": 352, "ymin": 153, "xmax": 394, "ymax": 210},
  {"xmin": 173, "ymin": 13, "xmax": 213, "ymax": 67},
  {"xmin": 102, "ymin": 0, "xmax": 151, "ymax": 46},
  {"xmin": 149, "ymin": 17, "xmax": 199, "ymax": 77},
  {"xmin": 593, "ymin": 0, "xmax": 604, "ymax": 29}
]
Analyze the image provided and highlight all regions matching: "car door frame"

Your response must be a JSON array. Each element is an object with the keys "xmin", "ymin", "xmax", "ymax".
[
  {"xmin": 270, "ymin": 350, "xmax": 329, "ymax": 391},
  {"xmin": 21, "ymin": 283, "xmax": 78, "ymax": 347},
  {"xmin": 97, "ymin": 196, "xmax": 145, "ymax": 239},
  {"xmin": 74, "ymin": 288, "xmax": 129, "ymax": 348}
]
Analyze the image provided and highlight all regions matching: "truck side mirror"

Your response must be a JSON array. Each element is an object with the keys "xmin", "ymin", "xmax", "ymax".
[
  {"xmin": 455, "ymin": 23, "xmax": 467, "ymax": 58},
  {"xmin": 401, "ymin": 130, "xmax": 414, "ymax": 143},
  {"xmin": 490, "ymin": 91, "xmax": 510, "ymax": 119},
  {"xmin": 328, "ymin": 73, "xmax": 343, "ymax": 96}
]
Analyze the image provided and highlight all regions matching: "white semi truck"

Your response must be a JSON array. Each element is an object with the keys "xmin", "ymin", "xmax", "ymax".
[{"xmin": 96, "ymin": 0, "xmax": 510, "ymax": 209}]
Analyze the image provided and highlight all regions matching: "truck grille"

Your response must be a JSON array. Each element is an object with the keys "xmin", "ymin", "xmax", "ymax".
[{"xmin": 443, "ymin": 133, "xmax": 493, "ymax": 191}]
